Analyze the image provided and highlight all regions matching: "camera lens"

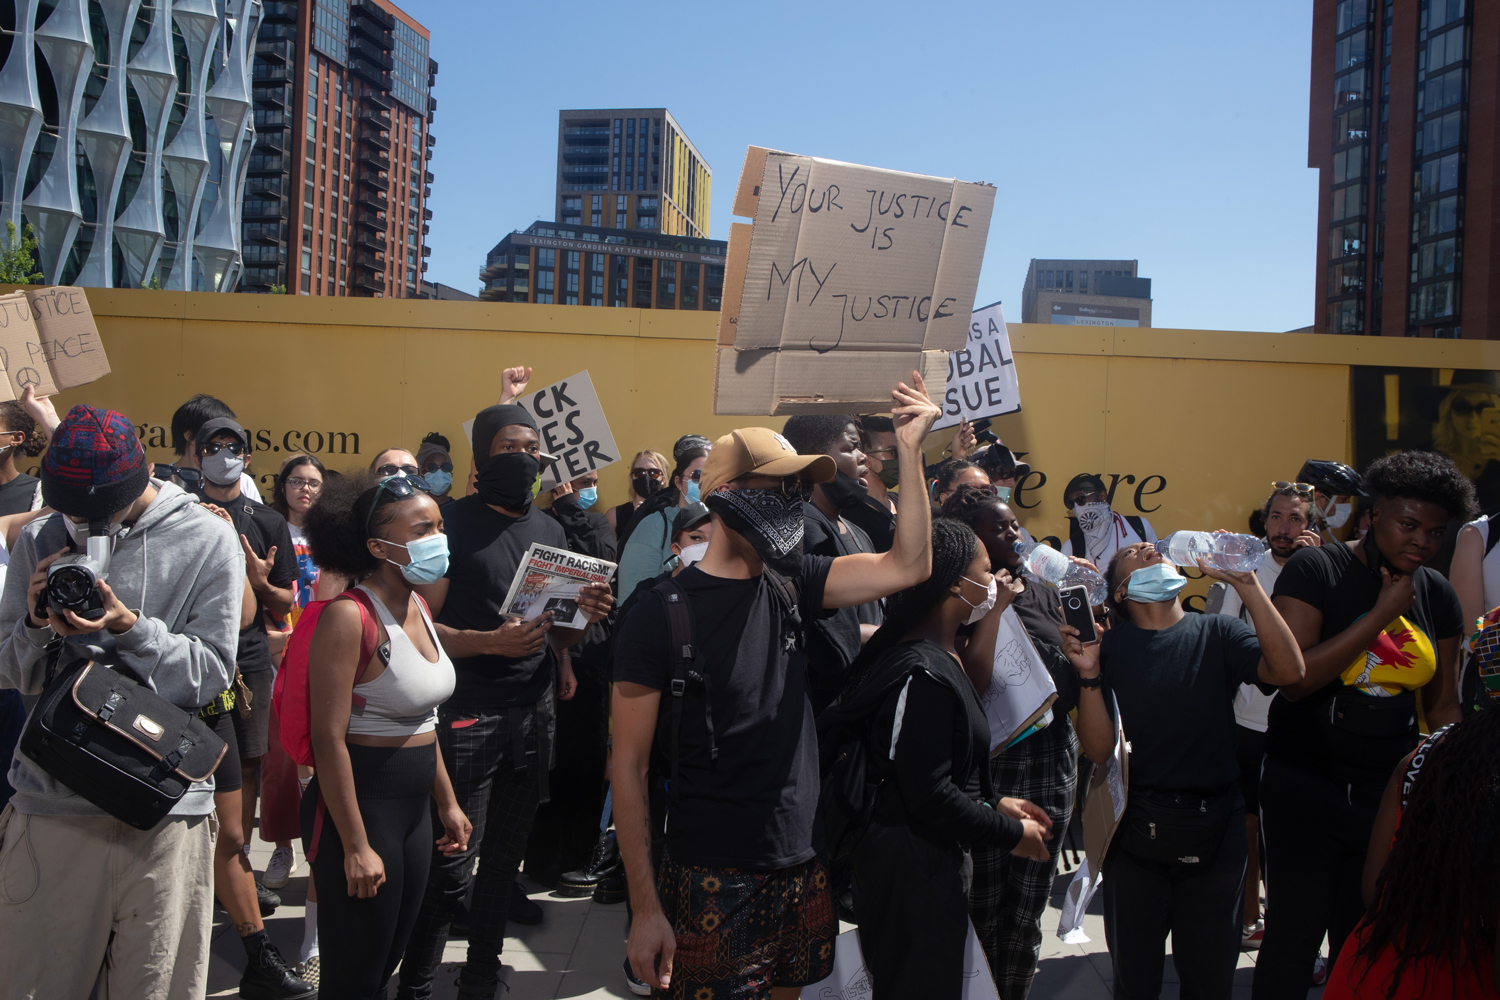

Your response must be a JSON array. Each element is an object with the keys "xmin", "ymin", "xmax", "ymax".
[
  {"xmin": 48, "ymin": 566, "xmax": 97, "ymax": 610},
  {"xmin": 1067, "ymin": 597, "xmax": 1081, "ymax": 610}
]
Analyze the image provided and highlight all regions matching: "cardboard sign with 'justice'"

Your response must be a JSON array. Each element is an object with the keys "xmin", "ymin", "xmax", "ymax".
[
  {"xmin": 0, "ymin": 288, "xmax": 111, "ymax": 400},
  {"xmin": 714, "ymin": 146, "xmax": 995, "ymax": 415}
]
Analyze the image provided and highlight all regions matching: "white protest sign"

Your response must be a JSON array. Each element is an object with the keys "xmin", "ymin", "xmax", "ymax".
[
  {"xmin": 933, "ymin": 301, "xmax": 1020, "ymax": 430},
  {"xmin": 514, "ymin": 370, "xmax": 620, "ymax": 491},
  {"xmin": 979, "ymin": 606, "xmax": 1057, "ymax": 752}
]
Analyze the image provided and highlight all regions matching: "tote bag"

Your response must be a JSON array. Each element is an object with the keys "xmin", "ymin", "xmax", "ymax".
[{"xmin": 800, "ymin": 919, "xmax": 999, "ymax": 999}]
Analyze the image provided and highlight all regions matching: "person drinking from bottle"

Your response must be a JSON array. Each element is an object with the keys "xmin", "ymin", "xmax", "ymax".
[
  {"xmin": 1061, "ymin": 540, "xmax": 1304, "ymax": 1000},
  {"xmin": 1252, "ymin": 451, "xmax": 1472, "ymax": 999}
]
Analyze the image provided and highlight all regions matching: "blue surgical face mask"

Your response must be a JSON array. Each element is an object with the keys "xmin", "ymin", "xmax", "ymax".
[
  {"xmin": 685, "ymin": 480, "xmax": 701, "ymax": 504},
  {"xmin": 382, "ymin": 532, "xmax": 450, "ymax": 585},
  {"xmin": 577, "ymin": 486, "xmax": 598, "ymax": 510},
  {"xmin": 424, "ymin": 470, "xmax": 453, "ymax": 496},
  {"xmin": 1125, "ymin": 561, "xmax": 1186, "ymax": 604}
]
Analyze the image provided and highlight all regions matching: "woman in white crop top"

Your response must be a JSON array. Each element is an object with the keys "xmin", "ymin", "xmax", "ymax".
[{"xmin": 300, "ymin": 471, "xmax": 468, "ymax": 1000}]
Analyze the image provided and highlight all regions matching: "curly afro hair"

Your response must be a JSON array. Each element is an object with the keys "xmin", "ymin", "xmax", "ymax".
[
  {"xmin": 1362, "ymin": 450, "xmax": 1478, "ymax": 522},
  {"xmin": 782, "ymin": 414, "xmax": 856, "ymax": 457},
  {"xmin": 302, "ymin": 470, "xmax": 426, "ymax": 580}
]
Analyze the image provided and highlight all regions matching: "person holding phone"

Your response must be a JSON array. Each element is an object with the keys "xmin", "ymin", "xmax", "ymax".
[
  {"xmin": 832, "ymin": 518, "xmax": 1052, "ymax": 1000},
  {"xmin": 1061, "ymin": 541, "xmax": 1304, "ymax": 1000},
  {"xmin": 944, "ymin": 485, "xmax": 1078, "ymax": 1000}
]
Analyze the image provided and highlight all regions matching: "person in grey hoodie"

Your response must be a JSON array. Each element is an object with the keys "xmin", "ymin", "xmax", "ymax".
[{"xmin": 0, "ymin": 404, "xmax": 246, "ymax": 1000}]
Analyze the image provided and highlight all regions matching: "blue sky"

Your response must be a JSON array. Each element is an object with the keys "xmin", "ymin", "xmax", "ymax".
[{"xmin": 408, "ymin": 1, "xmax": 1318, "ymax": 332}]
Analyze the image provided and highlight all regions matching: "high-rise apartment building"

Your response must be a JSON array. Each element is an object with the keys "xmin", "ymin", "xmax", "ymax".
[
  {"xmin": 0, "ymin": 0, "xmax": 260, "ymax": 291},
  {"xmin": 240, "ymin": 0, "xmax": 435, "ymax": 296},
  {"xmin": 1021, "ymin": 259, "xmax": 1153, "ymax": 327},
  {"xmin": 555, "ymin": 109, "xmax": 709, "ymax": 239},
  {"xmin": 1311, "ymin": 0, "xmax": 1500, "ymax": 337}
]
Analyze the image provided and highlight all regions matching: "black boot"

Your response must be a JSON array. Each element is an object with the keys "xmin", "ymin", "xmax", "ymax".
[
  {"xmin": 509, "ymin": 889, "xmax": 543, "ymax": 926},
  {"xmin": 255, "ymin": 873, "xmax": 281, "ymax": 917},
  {"xmin": 592, "ymin": 871, "xmax": 627, "ymax": 905},
  {"xmin": 239, "ymin": 933, "xmax": 316, "ymax": 1000},
  {"xmin": 556, "ymin": 829, "xmax": 621, "ymax": 898}
]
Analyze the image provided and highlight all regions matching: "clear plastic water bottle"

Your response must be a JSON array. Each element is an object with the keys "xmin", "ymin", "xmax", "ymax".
[
  {"xmin": 1014, "ymin": 542, "xmax": 1109, "ymax": 606},
  {"xmin": 1155, "ymin": 531, "xmax": 1266, "ymax": 572}
]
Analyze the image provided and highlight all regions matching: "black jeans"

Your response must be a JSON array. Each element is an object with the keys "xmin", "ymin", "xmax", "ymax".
[
  {"xmin": 1102, "ymin": 795, "xmax": 1247, "ymax": 1000},
  {"xmin": 395, "ymin": 693, "xmax": 553, "ymax": 1000},
  {"xmin": 1252, "ymin": 754, "xmax": 1381, "ymax": 1000}
]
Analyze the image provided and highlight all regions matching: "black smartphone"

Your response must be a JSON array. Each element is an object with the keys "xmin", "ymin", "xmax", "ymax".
[{"xmin": 1060, "ymin": 585, "xmax": 1098, "ymax": 644}]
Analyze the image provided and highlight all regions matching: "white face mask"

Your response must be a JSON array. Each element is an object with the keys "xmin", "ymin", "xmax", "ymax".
[
  {"xmin": 677, "ymin": 541, "xmax": 708, "ymax": 569},
  {"xmin": 960, "ymin": 575, "xmax": 998, "ymax": 625},
  {"xmin": 1323, "ymin": 501, "xmax": 1352, "ymax": 529},
  {"xmin": 1075, "ymin": 501, "xmax": 1113, "ymax": 546}
]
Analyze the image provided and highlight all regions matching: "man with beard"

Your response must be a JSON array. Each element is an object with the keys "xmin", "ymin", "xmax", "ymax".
[
  {"xmin": 396, "ymin": 404, "xmax": 613, "ymax": 1000},
  {"xmin": 781, "ymin": 414, "xmax": 884, "ymax": 713},
  {"xmin": 612, "ymin": 374, "xmax": 940, "ymax": 999},
  {"xmin": 1059, "ymin": 473, "xmax": 1158, "ymax": 568},
  {"xmin": 1219, "ymin": 482, "xmax": 1322, "ymax": 950}
]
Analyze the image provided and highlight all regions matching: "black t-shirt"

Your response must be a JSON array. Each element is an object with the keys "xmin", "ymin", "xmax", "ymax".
[
  {"xmin": 1100, "ymin": 613, "xmax": 1264, "ymax": 791},
  {"xmin": 801, "ymin": 503, "xmax": 880, "ymax": 712},
  {"xmin": 223, "ymin": 494, "xmax": 297, "ymax": 675},
  {"xmin": 440, "ymin": 496, "xmax": 568, "ymax": 710},
  {"xmin": 1266, "ymin": 542, "xmax": 1464, "ymax": 774},
  {"xmin": 612, "ymin": 554, "xmax": 834, "ymax": 870},
  {"xmin": 0, "ymin": 473, "xmax": 37, "ymax": 516}
]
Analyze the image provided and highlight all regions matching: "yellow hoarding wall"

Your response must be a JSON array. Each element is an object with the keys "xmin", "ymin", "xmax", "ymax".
[{"xmin": 29, "ymin": 289, "xmax": 1500, "ymax": 599}]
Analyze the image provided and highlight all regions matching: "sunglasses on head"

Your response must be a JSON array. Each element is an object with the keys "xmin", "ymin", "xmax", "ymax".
[
  {"xmin": 1452, "ymin": 398, "xmax": 1496, "ymax": 417},
  {"xmin": 202, "ymin": 440, "xmax": 247, "ymax": 457},
  {"xmin": 376, "ymin": 463, "xmax": 420, "ymax": 478},
  {"xmin": 364, "ymin": 473, "xmax": 433, "ymax": 537},
  {"xmin": 1272, "ymin": 481, "xmax": 1316, "ymax": 496}
]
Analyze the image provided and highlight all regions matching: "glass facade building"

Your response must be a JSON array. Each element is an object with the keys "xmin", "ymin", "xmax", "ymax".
[
  {"xmin": 1312, "ymin": 0, "xmax": 1497, "ymax": 337},
  {"xmin": 479, "ymin": 221, "xmax": 725, "ymax": 311},
  {"xmin": 555, "ymin": 108, "xmax": 710, "ymax": 238}
]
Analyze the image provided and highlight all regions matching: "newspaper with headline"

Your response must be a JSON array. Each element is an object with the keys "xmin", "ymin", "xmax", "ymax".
[{"xmin": 498, "ymin": 543, "xmax": 617, "ymax": 630}]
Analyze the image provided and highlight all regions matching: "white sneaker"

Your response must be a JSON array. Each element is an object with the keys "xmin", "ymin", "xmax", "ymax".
[{"xmin": 263, "ymin": 845, "xmax": 297, "ymax": 889}]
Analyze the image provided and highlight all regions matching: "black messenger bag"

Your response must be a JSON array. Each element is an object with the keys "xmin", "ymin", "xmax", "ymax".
[{"xmin": 20, "ymin": 654, "xmax": 227, "ymax": 830}]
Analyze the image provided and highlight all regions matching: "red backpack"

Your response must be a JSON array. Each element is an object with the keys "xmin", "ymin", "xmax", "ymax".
[{"xmin": 272, "ymin": 588, "xmax": 381, "ymax": 767}]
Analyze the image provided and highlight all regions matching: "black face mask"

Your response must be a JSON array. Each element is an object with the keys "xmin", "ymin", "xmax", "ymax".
[
  {"xmin": 475, "ymin": 452, "xmax": 538, "ymax": 513},
  {"xmin": 632, "ymin": 473, "xmax": 662, "ymax": 500},
  {"xmin": 705, "ymin": 488, "xmax": 804, "ymax": 575},
  {"xmin": 820, "ymin": 469, "xmax": 868, "ymax": 510}
]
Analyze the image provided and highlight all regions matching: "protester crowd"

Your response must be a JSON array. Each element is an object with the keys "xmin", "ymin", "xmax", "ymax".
[{"xmin": 0, "ymin": 368, "xmax": 1496, "ymax": 1000}]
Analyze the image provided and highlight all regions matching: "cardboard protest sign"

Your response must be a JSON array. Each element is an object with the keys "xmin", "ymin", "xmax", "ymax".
[
  {"xmin": 25, "ymin": 285, "xmax": 109, "ymax": 390},
  {"xmin": 933, "ymin": 301, "xmax": 1021, "ymax": 430},
  {"xmin": 513, "ymin": 370, "xmax": 620, "ymax": 491},
  {"xmin": 715, "ymin": 146, "xmax": 994, "ymax": 415},
  {"xmin": 0, "ymin": 292, "xmax": 52, "ymax": 399}
]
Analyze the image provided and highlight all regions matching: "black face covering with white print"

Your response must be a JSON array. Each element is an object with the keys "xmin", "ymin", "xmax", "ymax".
[{"xmin": 705, "ymin": 488, "xmax": 804, "ymax": 575}]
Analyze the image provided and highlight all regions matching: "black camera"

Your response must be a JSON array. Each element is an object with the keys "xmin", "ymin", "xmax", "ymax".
[
  {"xmin": 971, "ymin": 418, "xmax": 999, "ymax": 446},
  {"xmin": 37, "ymin": 532, "xmax": 112, "ymax": 622}
]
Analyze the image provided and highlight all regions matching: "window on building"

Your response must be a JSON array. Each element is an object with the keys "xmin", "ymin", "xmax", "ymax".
[
  {"xmin": 1329, "ymin": 221, "xmax": 1367, "ymax": 258},
  {"xmin": 566, "ymin": 251, "xmax": 580, "ymax": 270},
  {"xmin": 1422, "ymin": 67, "xmax": 1465, "ymax": 115},
  {"xmin": 1425, "ymin": 26, "xmax": 1466, "ymax": 74},
  {"xmin": 681, "ymin": 263, "xmax": 699, "ymax": 309},
  {"xmin": 634, "ymin": 258, "xmax": 653, "ymax": 307},
  {"xmin": 1411, "ymin": 280, "xmax": 1459, "ymax": 321},
  {"xmin": 657, "ymin": 261, "xmax": 676, "ymax": 309},
  {"xmin": 536, "ymin": 271, "xmax": 554, "ymax": 292},
  {"xmin": 1327, "ymin": 298, "xmax": 1363, "ymax": 334},
  {"xmin": 1329, "ymin": 259, "xmax": 1364, "ymax": 293},
  {"xmin": 1418, "ymin": 110, "xmax": 1463, "ymax": 156},
  {"xmin": 1333, "ymin": 147, "xmax": 1367, "ymax": 183},
  {"xmin": 1419, "ymin": 152, "xmax": 1462, "ymax": 197},
  {"xmin": 706, "ymin": 264, "xmax": 723, "ymax": 311},
  {"xmin": 1335, "ymin": 0, "xmax": 1371, "ymax": 33},
  {"xmin": 1414, "ymin": 194, "xmax": 1460, "ymax": 237},
  {"xmin": 1334, "ymin": 29, "xmax": 1370, "ymax": 72},
  {"xmin": 1429, "ymin": 0, "xmax": 1466, "ymax": 31},
  {"xmin": 537, "ymin": 249, "xmax": 555, "ymax": 268},
  {"xmin": 1413, "ymin": 237, "xmax": 1459, "ymax": 280},
  {"xmin": 1332, "ymin": 184, "xmax": 1365, "ymax": 221}
]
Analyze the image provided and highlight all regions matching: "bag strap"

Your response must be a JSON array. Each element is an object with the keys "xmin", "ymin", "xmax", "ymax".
[
  {"xmin": 762, "ymin": 565, "xmax": 803, "ymax": 652},
  {"xmin": 655, "ymin": 578, "xmax": 709, "ymax": 808},
  {"xmin": 331, "ymin": 588, "xmax": 381, "ymax": 709},
  {"xmin": 1485, "ymin": 515, "xmax": 1500, "ymax": 560}
]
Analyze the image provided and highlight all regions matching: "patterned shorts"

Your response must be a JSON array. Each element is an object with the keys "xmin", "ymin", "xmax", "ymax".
[{"xmin": 655, "ymin": 854, "xmax": 837, "ymax": 999}]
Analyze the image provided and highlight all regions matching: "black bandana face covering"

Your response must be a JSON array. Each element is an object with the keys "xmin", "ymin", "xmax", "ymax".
[
  {"xmin": 820, "ymin": 469, "xmax": 868, "ymax": 510},
  {"xmin": 705, "ymin": 488, "xmax": 805, "ymax": 575}
]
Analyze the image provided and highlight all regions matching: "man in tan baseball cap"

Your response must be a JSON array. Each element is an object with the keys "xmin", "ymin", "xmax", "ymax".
[
  {"xmin": 611, "ymin": 371, "xmax": 942, "ymax": 999},
  {"xmin": 700, "ymin": 427, "xmax": 837, "ymax": 496}
]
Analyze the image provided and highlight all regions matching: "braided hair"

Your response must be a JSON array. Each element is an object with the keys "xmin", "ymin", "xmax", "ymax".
[
  {"xmin": 841, "ymin": 518, "xmax": 978, "ymax": 698},
  {"xmin": 941, "ymin": 483, "xmax": 1004, "ymax": 525},
  {"xmin": 1354, "ymin": 710, "xmax": 1500, "ymax": 999}
]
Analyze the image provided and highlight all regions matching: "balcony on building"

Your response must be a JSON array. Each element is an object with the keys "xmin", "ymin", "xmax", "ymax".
[
  {"xmin": 359, "ymin": 171, "xmax": 390, "ymax": 192},
  {"xmin": 357, "ymin": 230, "xmax": 389, "ymax": 253},
  {"xmin": 360, "ymin": 128, "xmax": 391, "ymax": 152},
  {"xmin": 351, "ymin": 0, "xmax": 396, "ymax": 33},
  {"xmin": 261, "ymin": 0, "xmax": 296, "ymax": 22},
  {"xmin": 350, "ymin": 37, "xmax": 394, "ymax": 71},
  {"xmin": 255, "ymin": 38, "xmax": 293, "ymax": 62},
  {"xmin": 359, "ymin": 146, "xmax": 390, "ymax": 171},
  {"xmin": 359, "ymin": 211, "xmax": 388, "ymax": 231}
]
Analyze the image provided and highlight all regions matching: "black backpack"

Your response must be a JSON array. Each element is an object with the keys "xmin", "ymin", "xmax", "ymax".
[{"xmin": 652, "ymin": 566, "xmax": 801, "ymax": 807}]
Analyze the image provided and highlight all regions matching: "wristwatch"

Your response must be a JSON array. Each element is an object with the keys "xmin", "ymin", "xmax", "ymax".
[{"xmin": 1077, "ymin": 674, "xmax": 1103, "ymax": 689}]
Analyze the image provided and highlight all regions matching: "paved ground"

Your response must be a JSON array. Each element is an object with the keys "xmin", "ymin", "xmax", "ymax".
[{"xmin": 210, "ymin": 839, "xmax": 1324, "ymax": 999}]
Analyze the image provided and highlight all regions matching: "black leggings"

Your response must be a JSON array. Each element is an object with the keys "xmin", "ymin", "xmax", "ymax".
[{"xmin": 302, "ymin": 743, "xmax": 436, "ymax": 1000}]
